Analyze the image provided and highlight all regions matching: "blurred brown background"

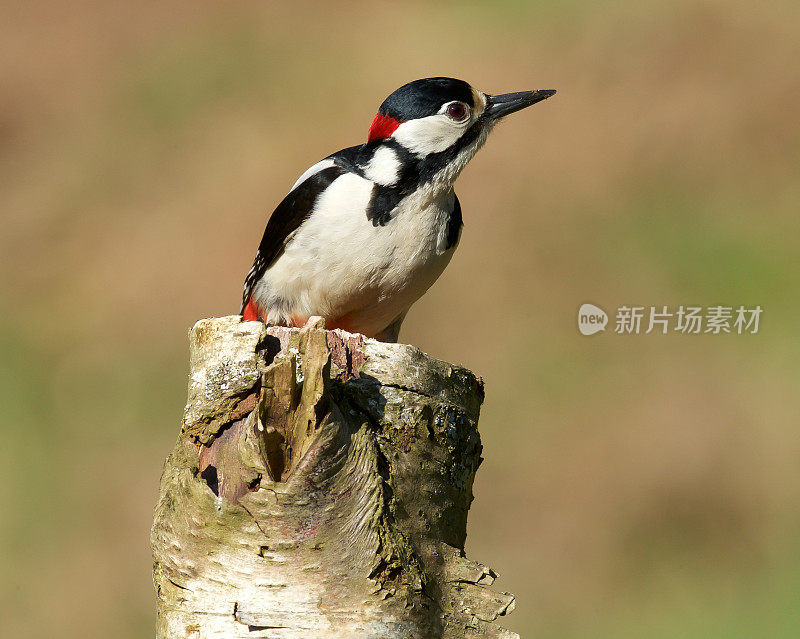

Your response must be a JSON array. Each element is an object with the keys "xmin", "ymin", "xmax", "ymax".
[{"xmin": 2, "ymin": 1, "xmax": 799, "ymax": 637}]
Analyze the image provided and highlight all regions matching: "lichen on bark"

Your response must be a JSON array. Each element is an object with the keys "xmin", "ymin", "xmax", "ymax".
[{"xmin": 151, "ymin": 316, "xmax": 518, "ymax": 638}]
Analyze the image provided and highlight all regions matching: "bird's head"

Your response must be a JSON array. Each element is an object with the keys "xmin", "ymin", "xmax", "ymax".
[{"xmin": 364, "ymin": 77, "xmax": 555, "ymax": 188}]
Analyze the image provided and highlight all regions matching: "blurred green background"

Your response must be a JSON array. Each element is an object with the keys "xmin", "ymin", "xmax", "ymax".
[{"xmin": 2, "ymin": 1, "xmax": 799, "ymax": 637}]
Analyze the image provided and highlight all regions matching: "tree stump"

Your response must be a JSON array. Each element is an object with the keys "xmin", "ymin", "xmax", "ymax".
[{"xmin": 151, "ymin": 316, "xmax": 517, "ymax": 638}]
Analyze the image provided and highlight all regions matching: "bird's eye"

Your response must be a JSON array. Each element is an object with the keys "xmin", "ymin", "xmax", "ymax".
[{"xmin": 446, "ymin": 102, "xmax": 469, "ymax": 121}]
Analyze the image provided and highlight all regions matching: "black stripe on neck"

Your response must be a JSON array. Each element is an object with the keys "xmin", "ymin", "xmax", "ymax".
[{"xmin": 362, "ymin": 117, "xmax": 484, "ymax": 226}]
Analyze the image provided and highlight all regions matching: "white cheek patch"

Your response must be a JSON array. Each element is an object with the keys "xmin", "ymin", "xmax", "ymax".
[
  {"xmin": 392, "ymin": 115, "xmax": 464, "ymax": 156},
  {"xmin": 361, "ymin": 145, "xmax": 400, "ymax": 186},
  {"xmin": 430, "ymin": 122, "xmax": 494, "ymax": 187}
]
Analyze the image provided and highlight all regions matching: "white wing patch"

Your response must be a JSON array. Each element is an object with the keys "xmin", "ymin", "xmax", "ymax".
[{"xmin": 289, "ymin": 159, "xmax": 337, "ymax": 193}]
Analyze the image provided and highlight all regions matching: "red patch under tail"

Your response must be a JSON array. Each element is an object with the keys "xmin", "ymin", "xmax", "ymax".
[{"xmin": 242, "ymin": 298, "xmax": 263, "ymax": 322}]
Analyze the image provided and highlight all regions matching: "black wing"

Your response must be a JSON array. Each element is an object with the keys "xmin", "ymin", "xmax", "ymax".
[
  {"xmin": 326, "ymin": 144, "xmax": 362, "ymax": 171},
  {"xmin": 445, "ymin": 192, "xmax": 463, "ymax": 250},
  {"xmin": 240, "ymin": 164, "xmax": 345, "ymax": 312}
]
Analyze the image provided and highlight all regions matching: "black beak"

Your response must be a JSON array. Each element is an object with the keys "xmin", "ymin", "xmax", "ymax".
[{"xmin": 485, "ymin": 89, "xmax": 556, "ymax": 120}]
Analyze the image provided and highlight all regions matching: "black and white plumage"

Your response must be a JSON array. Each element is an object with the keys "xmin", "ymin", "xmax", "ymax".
[{"xmin": 241, "ymin": 77, "xmax": 555, "ymax": 342}]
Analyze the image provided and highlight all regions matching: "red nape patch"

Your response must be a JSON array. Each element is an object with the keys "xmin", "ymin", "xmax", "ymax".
[
  {"xmin": 368, "ymin": 113, "xmax": 402, "ymax": 142},
  {"xmin": 242, "ymin": 298, "xmax": 263, "ymax": 322}
]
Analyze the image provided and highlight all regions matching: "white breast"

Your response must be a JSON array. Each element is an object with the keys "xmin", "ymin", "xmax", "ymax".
[{"xmin": 253, "ymin": 173, "xmax": 457, "ymax": 335}]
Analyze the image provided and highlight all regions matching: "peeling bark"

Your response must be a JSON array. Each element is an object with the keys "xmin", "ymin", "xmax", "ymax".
[{"xmin": 152, "ymin": 316, "xmax": 518, "ymax": 638}]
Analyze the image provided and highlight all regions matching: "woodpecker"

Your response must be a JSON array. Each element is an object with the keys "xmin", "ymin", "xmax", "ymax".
[{"xmin": 241, "ymin": 77, "xmax": 555, "ymax": 342}]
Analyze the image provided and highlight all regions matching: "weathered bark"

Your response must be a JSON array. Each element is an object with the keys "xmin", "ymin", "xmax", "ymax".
[{"xmin": 151, "ymin": 316, "xmax": 517, "ymax": 638}]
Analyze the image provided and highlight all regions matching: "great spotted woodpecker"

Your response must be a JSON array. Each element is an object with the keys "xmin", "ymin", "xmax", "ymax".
[{"xmin": 241, "ymin": 77, "xmax": 555, "ymax": 342}]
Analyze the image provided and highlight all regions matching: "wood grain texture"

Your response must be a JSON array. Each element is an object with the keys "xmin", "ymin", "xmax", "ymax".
[{"xmin": 152, "ymin": 316, "xmax": 517, "ymax": 638}]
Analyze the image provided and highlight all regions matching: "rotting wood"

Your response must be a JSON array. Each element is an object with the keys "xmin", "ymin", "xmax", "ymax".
[{"xmin": 152, "ymin": 315, "xmax": 518, "ymax": 638}]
